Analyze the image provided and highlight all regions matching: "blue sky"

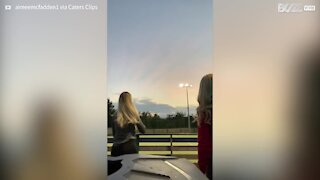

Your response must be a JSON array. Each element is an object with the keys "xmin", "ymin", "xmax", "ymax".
[{"xmin": 107, "ymin": 0, "xmax": 213, "ymax": 116}]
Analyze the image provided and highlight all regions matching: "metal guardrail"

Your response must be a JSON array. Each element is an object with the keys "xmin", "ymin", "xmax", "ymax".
[
  {"xmin": 108, "ymin": 133, "xmax": 198, "ymax": 163},
  {"xmin": 136, "ymin": 133, "xmax": 197, "ymax": 156}
]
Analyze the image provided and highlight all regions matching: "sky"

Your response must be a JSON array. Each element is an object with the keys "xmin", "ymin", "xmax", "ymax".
[{"xmin": 107, "ymin": 0, "xmax": 213, "ymax": 116}]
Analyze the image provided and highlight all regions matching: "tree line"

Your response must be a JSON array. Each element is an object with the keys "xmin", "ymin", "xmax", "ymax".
[{"xmin": 108, "ymin": 99, "xmax": 197, "ymax": 129}]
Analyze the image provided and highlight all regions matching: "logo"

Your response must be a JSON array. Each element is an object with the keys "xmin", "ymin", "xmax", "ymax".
[
  {"xmin": 5, "ymin": 5, "xmax": 11, "ymax": 10},
  {"xmin": 278, "ymin": 3, "xmax": 303, "ymax": 13},
  {"xmin": 304, "ymin": 5, "xmax": 316, "ymax": 12}
]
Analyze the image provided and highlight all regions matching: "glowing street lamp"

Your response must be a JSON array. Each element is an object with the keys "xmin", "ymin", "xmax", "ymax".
[{"xmin": 179, "ymin": 83, "xmax": 192, "ymax": 129}]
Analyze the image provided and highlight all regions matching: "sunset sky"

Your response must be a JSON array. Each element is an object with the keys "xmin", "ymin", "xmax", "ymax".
[{"xmin": 107, "ymin": 0, "xmax": 213, "ymax": 116}]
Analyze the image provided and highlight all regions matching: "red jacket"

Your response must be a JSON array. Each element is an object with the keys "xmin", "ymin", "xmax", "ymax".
[{"xmin": 198, "ymin": 119, "xmax": 213, "ymax": 173}]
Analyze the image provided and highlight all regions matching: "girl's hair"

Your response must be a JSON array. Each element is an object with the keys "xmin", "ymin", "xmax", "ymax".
[
  {"xmin": 197, "ymin": 74, "xmax": 213, "ymax": 126},
  {"xmin": 116, "ymin": 92, "xmax": 141, "ymax": 127}
]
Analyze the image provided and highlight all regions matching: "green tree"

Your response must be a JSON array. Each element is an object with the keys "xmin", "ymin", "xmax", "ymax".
[
  {"xmin": 175, "ymin": 112, "xmax": 187, "ymax": 128},
  {"xmin": 140, "ymin": 112, "xmax": 152, "ymax": 128},
  {"xmin": 166, "ymin": 114, "xmax": 175, "ymax": 128},
  {"xmin": 139, "ymin": 111, "xmax": 197, "ymax": 129},
  {"xmin": 190, "ymin": 115, "xmax": 197, "ymax": 128},
  {"xmin": 153, "ymin": 113, "xmax": 161, "ymax": 120},
  {"xmin": 152, "ymin": 113, "xmax": 162, "ymax": 128},
  {"xmin": 107, "ymin": 99, "xmax": 116, "ymax": 128}
]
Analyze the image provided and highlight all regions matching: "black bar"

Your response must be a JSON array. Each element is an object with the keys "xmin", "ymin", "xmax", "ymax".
[{"xmin": 170, "ymin": 134, "xmax": 173, "ymax": 155}]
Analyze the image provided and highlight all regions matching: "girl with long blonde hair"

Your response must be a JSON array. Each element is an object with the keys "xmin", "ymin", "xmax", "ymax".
[
  {"xmin": 197, "ymin": 74, "xmax": 213, "ymax": 126},
  {"xmin": 111, "ymin": 92, "xmax": 146, "ymax": 156},
  {"xmin": 197, "ymin": 74, "xmax": 213, "ymax": 179}
]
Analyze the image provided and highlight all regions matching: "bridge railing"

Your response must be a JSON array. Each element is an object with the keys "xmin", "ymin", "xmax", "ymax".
[{"xmin": 107, "ymin": 133, "xmax": 198, "ymax": 163}]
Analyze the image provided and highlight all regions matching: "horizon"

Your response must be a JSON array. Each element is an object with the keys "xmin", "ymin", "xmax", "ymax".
[{"xmin": 109, "ymin": 98, "xmax": 197, "ymax": 118}]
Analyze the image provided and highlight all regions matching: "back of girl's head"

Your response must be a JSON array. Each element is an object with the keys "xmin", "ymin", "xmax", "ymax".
[
  {"xmin": 117, "ymin": 92, "xmax": 140, "ymax": 127},
  {"xmin": 198, "ymin": 74, "xmax": 213, "ymax": 106},
  {"xmin": 118, "ymin": 92, "xmax": 132, "ymax": 106},
  {"xmin": 197, "ymin": 74, "xmax": 213, "ymax": 125}
]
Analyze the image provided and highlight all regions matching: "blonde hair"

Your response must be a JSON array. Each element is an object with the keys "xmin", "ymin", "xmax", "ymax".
[
  {"xmin": 116, "ymin": 92, "xmax": 140, "ymax": 127},
  {"xmin": 197, "ymin": 74, "xmax": 213, "ymax": 126}
]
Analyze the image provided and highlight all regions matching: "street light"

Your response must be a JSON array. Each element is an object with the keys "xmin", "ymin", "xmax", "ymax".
[{"xmin": 179, "ymin": 83, "xmax": 192, "ymax": 129}]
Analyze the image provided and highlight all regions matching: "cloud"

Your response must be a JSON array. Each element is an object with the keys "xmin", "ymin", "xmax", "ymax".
[
  {"xmin": 135, "ymin": 99, "xmax": 176, "ymax": 115},
  {"xmin": 136, "ymin": 99, "xmax": 198, "ymax": 117},
  {"xmin": 175, "ymin": 106, "xmax": 197, "ymax": 116},
  {"xmin": 115, "ymin": 98, "xmax": 196, "ymax": 117}
]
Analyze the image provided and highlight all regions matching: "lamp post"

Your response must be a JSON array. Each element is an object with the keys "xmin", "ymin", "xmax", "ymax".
[{"xmin": 179, "ymin": 83, "xmax": 192, "ymax": 129}]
